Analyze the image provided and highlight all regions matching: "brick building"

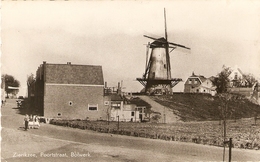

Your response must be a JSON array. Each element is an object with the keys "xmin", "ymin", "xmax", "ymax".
[{"xmin": 31, "ymin": 62, "xmax": 106, "ymax": 120}]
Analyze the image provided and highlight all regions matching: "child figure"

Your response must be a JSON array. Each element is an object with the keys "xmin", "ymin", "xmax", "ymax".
[{"xmin": 24, "ymin": 114, "xmax": 29, "ymax": 131}]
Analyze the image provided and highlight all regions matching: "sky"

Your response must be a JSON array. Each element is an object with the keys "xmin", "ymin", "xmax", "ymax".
[{"xmin": 1, "ymin": 0, "xmax": 260, "ymax": 96}]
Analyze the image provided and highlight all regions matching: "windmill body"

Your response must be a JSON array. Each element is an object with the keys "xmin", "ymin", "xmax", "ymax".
[
  {"xmin": 148, "ymin": 46, "xmax": 169, "ymax": 80},
  {"xmin": 137, "ymin": 39, "xmax": 182, "ymax": 95}
]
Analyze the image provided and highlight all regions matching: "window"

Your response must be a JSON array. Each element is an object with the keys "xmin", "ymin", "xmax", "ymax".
[
  {"xmin": 111, "ymin": 102, "xmax": 121, "ymax": 109},
  {"xmin": 88, "ymin": 104, "xmax": 98, "ymax": 111},
  {"xmin": 189, "ymin": 79, "xmax": 192, "ymax": 84},
  {"xmin": 194, "ymin": 80, "xmax": 198, "ymax": 84},
  {"xmin": 69, "ymin": 101, "xmax": 73, "ymax": 106},
  {"xmin": 234, "ymin": 72, "xmax": 238, "ymax": 80},
  {"xmin": 131, "ymin": 112, "xmax": 135, "ymax": 116},
  {"xmin": 164, "ymin": 64, "xmax": 166, "ymax": 69},
  {"xmin": 104, "ymin": 101, "xmax": 109, "ymax": 106},
  {"xmin": 58, "ymin": 113, "xmax": 61, "ymax": 116}
]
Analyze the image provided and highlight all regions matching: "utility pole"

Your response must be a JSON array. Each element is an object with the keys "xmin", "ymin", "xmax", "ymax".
[
  {"xmin": 135, "ymin": 109, "xmax": 136, "ymax": 122},
  {"xmin": 164, "ymin": 106, "xmax": 166, "ymax": 123},
  {"xmin": 229, "ymin": 138, "xmax": 232, "ymax": 162},
  {"xmin": 117, "ymin": 115, "xmax": 119, "ymax": 130},
  {"xmin": 107, "ymin": 111, "xmax": 110, "ymax": 125}
]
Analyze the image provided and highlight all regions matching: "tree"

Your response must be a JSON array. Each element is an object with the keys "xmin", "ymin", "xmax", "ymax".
[
  {"xmin": 212, "ymin": 65, "xmax": 232, "ymax": 93},
  {"xmin": 216, "ymin": 92, "xmax": 236, "ymax": 162},
  {"xmin": 27, "ymin": 73, "xmax": 35, "ymax": 87},
  {"xmin": 2, "ymin": 74, "xmax": 20, "ymax": 97},
  {"xmin": 242, "ymin": 73, "xmax": 257, "ymax": 87},
  {"xmin": 151, "ymin": 114, "xmax": 161, "ymax": 122},
  {"xmin": 27, "ymin": 73, "xmax": 36, "ymax": 101}
]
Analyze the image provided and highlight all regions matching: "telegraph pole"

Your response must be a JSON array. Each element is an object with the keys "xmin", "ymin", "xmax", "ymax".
[
  {"xmin": 229, "ymin": 138, "xmax": 232, "ymax": 162},
  {"xmin": 164, "ymin": 106, "xmax": 166, "ymax": 123},
  {"xmin": 117, "ymin": 115, "xmax": 119, "ymax": 130}
]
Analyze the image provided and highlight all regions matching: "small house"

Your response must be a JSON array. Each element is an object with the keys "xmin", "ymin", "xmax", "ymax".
[
  {"xmin": 184, "ymin": 72, "xmax": 216, "ymax": 96},
  {"xmin": 108, "ymin": 93, "xmax": 141, "ymax": 122}
]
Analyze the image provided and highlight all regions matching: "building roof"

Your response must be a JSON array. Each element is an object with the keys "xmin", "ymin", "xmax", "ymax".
[
  {"xmin": 44, "ymin": 62, "xmax": 104, "ymax": 85},
  {"xmin": 186, "ymin": 72, "xmax": 207, "ymax": 84},
  {"xmin": 191, "ymin": 72, "xmax": 207, "ymax": 81},
  {"xmin": 110, "ymin": 94, "xmax": 124, "ymax": 101}
]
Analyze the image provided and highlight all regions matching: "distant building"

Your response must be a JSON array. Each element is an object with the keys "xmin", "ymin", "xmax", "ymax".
[
  {"xmin": 227, "ymin": 66, "xmax": 259, "ymax": 102},
  {"xmin": 1, "ymin": 76, "xmax": 6, "ymax": 102},
  {"xmin": 31, "ymin": 62, "xmax": 106, "ymax": 120},
  {"xmin": 184, "ymin": 72, "xmax": 216, "ymax": 96},
  {"xmin": 228, "ymin": 67, "xmax": 248, "ymax": 87}
]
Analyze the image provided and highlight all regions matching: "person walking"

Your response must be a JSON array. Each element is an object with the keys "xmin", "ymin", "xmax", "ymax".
[{"xmin": 24, "ymin": 114, "xmax": 29, "ymax": 131}]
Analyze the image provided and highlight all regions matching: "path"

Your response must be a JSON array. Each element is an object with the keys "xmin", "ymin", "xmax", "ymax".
[{"xmin": 138, "ymin": 95, "xmax": 181, "ymax": 123}]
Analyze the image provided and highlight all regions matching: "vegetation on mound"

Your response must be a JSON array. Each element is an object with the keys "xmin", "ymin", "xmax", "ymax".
[
  {"xmin": 50, "ymin": 118, "xmax": 260, "ymax": 150},
  {"xmin": 151, "ymin": 93, "xmax": 260, "ymax": 121}
]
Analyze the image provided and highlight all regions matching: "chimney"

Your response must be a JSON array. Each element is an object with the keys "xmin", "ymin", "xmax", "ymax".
[{"xmin": 117, "ymin": 82, "xmax": 121, "ymax": 95}]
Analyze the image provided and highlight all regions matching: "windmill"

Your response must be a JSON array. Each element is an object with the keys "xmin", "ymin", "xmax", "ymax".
[{"xmin": 137, "ymin": 8, "xmax": 190, "ymax": 95}]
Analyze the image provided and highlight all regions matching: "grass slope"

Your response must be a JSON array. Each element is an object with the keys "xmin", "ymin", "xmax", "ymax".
[{"xmin": 150, "ymin": 93, "xmax": 260, "ymax": 121}]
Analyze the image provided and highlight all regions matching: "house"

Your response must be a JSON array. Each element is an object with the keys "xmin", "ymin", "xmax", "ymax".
[
  {"xmin": 31, "ymin": 61, "xmax": 106, "ymax": 120},
  {"xmin": 227, "ymin": 66, "xmax": 259, "ymax": 101},
  {"xmin": 228, "ymin": 66, "xmax": 248, "ymax": 87},
  {"xmin": 110, "ymin": 103, "xmax": 140, "ymax": 122},
  {"xmin": 128, "ymin": 96, "xmax": 147, "ymax": 121},
  {"xmin": 184, "ymin": 72, "xmax": 216, "ymax": 96},
  {"xmin": 104, "ymin": 84, "xmax": 141, "ymax": 122}
]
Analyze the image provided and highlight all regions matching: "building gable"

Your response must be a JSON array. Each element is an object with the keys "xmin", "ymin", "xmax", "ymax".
[
  {"xmin": 229, "ymin": 68, "xmax": 244, "ymax": 81},
  {"xmin": 184, "ymin": 72, "xmax": 207, "ymax": 86}
]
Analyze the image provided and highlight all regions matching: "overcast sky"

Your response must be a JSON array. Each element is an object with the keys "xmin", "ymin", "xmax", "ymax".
[{"xmin": 1, "ymin": 0, "xmax": 260, "ymax": 96}]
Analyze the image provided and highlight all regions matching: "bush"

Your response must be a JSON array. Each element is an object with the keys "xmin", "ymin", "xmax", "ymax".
[{"xmin": 151, "ymin": 114, "xmax": 161, "ymax": 122}]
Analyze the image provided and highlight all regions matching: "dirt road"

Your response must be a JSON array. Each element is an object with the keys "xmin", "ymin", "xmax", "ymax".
[
  {"xmin": 138, "ymin": 95, "xmax": 181, "ymax": 123},
  {"xmin": 1, "ymin": 99, "xmax": 259, "ymax": 162}
]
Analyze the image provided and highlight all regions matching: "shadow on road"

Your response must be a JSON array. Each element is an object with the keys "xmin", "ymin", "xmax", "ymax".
[
  {"xmin": 11, "ymin": 106, "xmax": 28, "ymax": 116},
  {"xmin": 10, "ymin": 98, "xmax": 35, "ymax": 116}
]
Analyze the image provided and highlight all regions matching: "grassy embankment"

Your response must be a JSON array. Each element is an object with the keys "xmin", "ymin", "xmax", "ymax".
[{"xmin": 151, "ymin": 93, "xmax": 260, "ymax": 121}]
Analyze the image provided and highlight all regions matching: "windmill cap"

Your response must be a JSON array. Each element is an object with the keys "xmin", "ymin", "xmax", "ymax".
[{"xmin": 150, "ymin": 37, "xmax": 167, "ymax": 47}]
